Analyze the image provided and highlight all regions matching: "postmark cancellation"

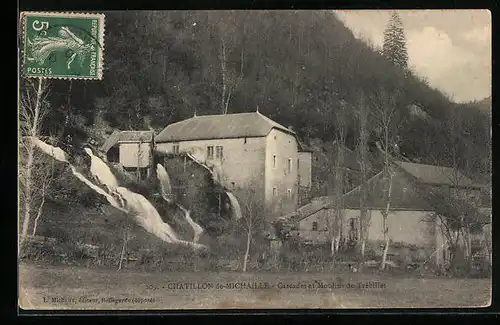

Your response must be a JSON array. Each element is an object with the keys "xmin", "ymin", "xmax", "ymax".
[{"xmin": 20, "ymin": 12, "xmax": 105, "ymax": 80}]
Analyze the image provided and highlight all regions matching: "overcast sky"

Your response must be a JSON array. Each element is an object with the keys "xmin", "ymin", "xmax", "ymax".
[{"xmin": 334, "ymin": 10, "xmax": 491, "ymax": 103}]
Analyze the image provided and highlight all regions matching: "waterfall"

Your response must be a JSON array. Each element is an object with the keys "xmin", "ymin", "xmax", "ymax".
[
  {"xmin": 70, "ymin": 166, "xmax": 126, "ymax": 212},
  {"xmin": 156, "ymin": 164, "xmax": 203, "ymax": 243},
  {"xmin": 28, "ymin": 137, "xmax": 206, "ymax": 250},
  {"xmin": 176, "ymin": 204, "xmax": 204, "ymax": 243},
  {"xmin": 84, "ymin": 147, "xmax": 119, "ymax": 193},
  {"xmin": 156, "ymin": 163, "xmax": 173, "ymax": 203},
  {"xmin": 116, "ymin": 187, "xmax": 179, "ymax": 243},
  {"xmin": 226, "ymin": 191, "xmax": 243, "ymax": 220},
  {"xmin": 155, "ymin": 162, "xmax": 204, "ymax": 243},
  {"xmin": 185, "ymin": 152, "xmax": 219, "ymax": 183},
  {"xmin": 26, "ymin": 136, "xmax": 69, "ymax": 163}
]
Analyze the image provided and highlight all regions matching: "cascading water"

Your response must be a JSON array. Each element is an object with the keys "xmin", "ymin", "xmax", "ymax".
[
  {"xmin": 70, "ymin": 166, "xmax": 126, "ymax": 212},
  {"xmin": 176, "ymin": 204, "xmax": 204, "ymax": 243},
  {"xmin": 157, "ymin": 148, "xmax": 242, "ymax": 233},
  {"xmin": 156, "ymin": 163, "xmax": 204, "ymax": 243},
  {"xmin": 28, "ymin": 137, "xmax": 206, "ymax": 250},
  {"xmin": 185, "ymin": 152, "xmax": 220, "ymax": 183},
  {"xmin": 156, "ymin": 163, "xmax": 173, "ymax": 204},
  {"xmin": 225, "ymin": 191, "xmax": 243, "ymax": 220},
  {"xmin": 178, "ymin": 152, "xmax": 242, "ymax": 220},
  {"xmin": 27, "ymin": 136, "xmax": 69, "ymax": 163},
  {"xmin": 84, "ymin": 147, "xmax": 119, "ymax": 192}
]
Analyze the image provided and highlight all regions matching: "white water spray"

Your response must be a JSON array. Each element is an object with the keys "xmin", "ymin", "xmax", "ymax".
[
  {"xmin": 156, "ymin": 163, "xmax": 173, "ymax": 204},
  {"xmin": 26, "ymin": 136, "xmax": 69, "ymax": 163},
  {"xmin": 185, "ymin": 152, "xmax": 219, "ymax": 183},
  {"xmin": 156, "ymin": 162, "xmax": 204, "ymax": 243},
  {"xmin": 29, "ymin": 137, "xmax": 206, "ymax": 250},
  {"xmin": 84, "ymin": 147, "xmax": 119, "ymax": 192},
  {"xmin": 226, "ymin": 191, "xmax": 243, "ymax": 220},
  {"xmin": 176, "ymin": 204, "xmax": 204, "ymax": 243},
  {"xmin": 70, "ymin": 166, "xmax": 125, "ymax": 212}
]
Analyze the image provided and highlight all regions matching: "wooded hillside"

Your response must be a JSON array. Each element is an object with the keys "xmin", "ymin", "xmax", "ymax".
[{"xmin": 34, "ymin": 11, "xmax": 491, "ymax": 195}]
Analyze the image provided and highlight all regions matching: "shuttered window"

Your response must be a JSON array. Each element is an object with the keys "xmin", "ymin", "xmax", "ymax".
[
  {"xmin": 207, "ymin": 146, "xmax": 214, "ymax": 159},
  {"xmin": 216, "ymin": 146, "xmax": 223, "ymax": 159}
]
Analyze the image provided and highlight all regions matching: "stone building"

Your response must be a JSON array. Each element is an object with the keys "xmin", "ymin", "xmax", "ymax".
[
  {"xmin": 155, "ymin": 111, "xmax": 312, "ymax": 216},
  {"xmin": 281, "ymin": 161, "xmax": 490, "ymax": 266}
]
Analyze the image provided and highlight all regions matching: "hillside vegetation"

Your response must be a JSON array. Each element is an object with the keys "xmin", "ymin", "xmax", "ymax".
[{"xmin": 36, "ymin": 10, "xmax": 490, "ymax": 194}]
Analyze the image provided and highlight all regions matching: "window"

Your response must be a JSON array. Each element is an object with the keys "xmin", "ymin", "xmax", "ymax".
[
  {"xmin": 207, "ymin": 146, "xmax": 214, "ymax": 159},
  {"xmin": 173, "ymin": 144, "xmax": 180, "ymax": 154},
  {"xmin": 288, "ymin": 158, "xmax": 292, "ymax": 173},
  {"xmin": 216, "ymin": 146, "xmax": 224, "ymax": 159},
  {"xmin": 273, "ymin": 155, "xmax": 277, "ymax": 168},
  {"xmin": 273, "ymin": 187, "xmax": 277, "ymax": 197},
  {"xmin": 312, "ymin": 221, "xmax": 318, "ymax": 231}
]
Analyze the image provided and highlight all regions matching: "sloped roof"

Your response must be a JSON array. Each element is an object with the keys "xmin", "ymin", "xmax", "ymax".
[
  {"xmin": 394, "ymin": 161, "xmax": 478, "ymax": 188},
  {"xmin": 155, "ymin": 112, "xmax": 295, "ymax": 142},
  {"xmin": 280, "ymin": 196, "xmax": 335, "ymax": 223},
  {"xmin": 100, "ymin": 130, "xmax": 154, "ymax": 153},
  {"xmin": 282, "ymin": 160, "xmax": 483, "ymax": 222},
  {"xmin": 100, "ymin": 130, "xmax": 121, "ymax": 153},
  {"xmin": 120, "ymin": 131, "xmax": 153, "ymax": 142}
]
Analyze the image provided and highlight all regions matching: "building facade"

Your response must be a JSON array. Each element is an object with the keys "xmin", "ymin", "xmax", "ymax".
[
  {"xmin": 100, "ymin": 130, "xmax": 154, "ymax": 180},
  {"xmin": 155, "ymin": 111, "xmax": 312, "ymax": 216},
  {"xmin": 281, "ymin": 161, "xmax": 490, "ymax": 266}
]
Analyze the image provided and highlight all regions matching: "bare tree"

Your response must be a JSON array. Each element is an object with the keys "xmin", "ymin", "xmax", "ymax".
[
  {"xmin": 326, "ymin": 100, "xmax": 347, "ymax": 257},
  {"xmin": 211, "ymin": 12, "xmax": 247, "ymax": 114},
  {"xmin": 421, "ymin": 113, "xmax": 489, "ymax": 273},
  {"xmin": 30, "ymin": 157, "xmax": 56, "ymax": 237},
  {"xmin": 420, "ymin": 182, "xmax": 485, "ymax": 273},
  {"xmin": 370, "ymin": 87, "xmax": 399, "ymax": 270},
  {"xmin": 118, "ymin": 223, "xmax": 133, "ymax": 271},
  {"xmin": 354, "ymin": 92, "xmax": 371, "ymax": 268},
  {"xmin": 238, "ymin": 186, "xmax": 266, "ymax": 272},
  {"xmin": 19, "ymin": 78, "xmax": 54, "ymax": 251}
]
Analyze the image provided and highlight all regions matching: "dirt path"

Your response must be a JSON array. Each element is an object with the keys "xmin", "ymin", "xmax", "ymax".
[{"xmin": 19, "ymin": 263, "xmax": 491, "ymax": 310}]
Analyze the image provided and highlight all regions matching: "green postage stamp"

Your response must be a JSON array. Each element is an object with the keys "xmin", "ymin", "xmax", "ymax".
[{"xmin": 20, "ymin": 12, "xmax": 105, "ymax": 79}]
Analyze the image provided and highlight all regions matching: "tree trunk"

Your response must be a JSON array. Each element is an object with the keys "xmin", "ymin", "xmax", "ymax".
[
  {"xmin": 20, "ymin": 79, "xmax": 44, "ymax": 254},
  {"xmin": 361, "ymin": 240, "xmax": 366, "ymax": 261},
  {"xmin": 464, "ymin": 226, "xmax": 472, "ymax": 271},
  {"xmin": 330, "ymin": 237, "xmax": 335, "ymax": 257},
  {"xmin": 242, "ymin": 229, "xmax": 251, "ymax": 272},
  {"xmin": 32, "ymin": 195, "xmax": 45, "ymax": 236},
  {"xmin": 21, "ymin": 147, "xmax": 33, "ymax": 240},
  {"xmin": 335, "ymin": 224, "xmax": 342, "ymax": 252},
  {"xmin": 220, "ymin": 38, "xmax": 228, "ymax": 114},
  {"xmin": 380, "ymin": 170, "xmax": 393, "ymax": 270},
  {"xmin": 381, "ymin": 237, "xmax": 391, "ymax": 270},
  {"xmin": 118, "ymin": 228, "xmax": 129, "ymax": 271}
]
